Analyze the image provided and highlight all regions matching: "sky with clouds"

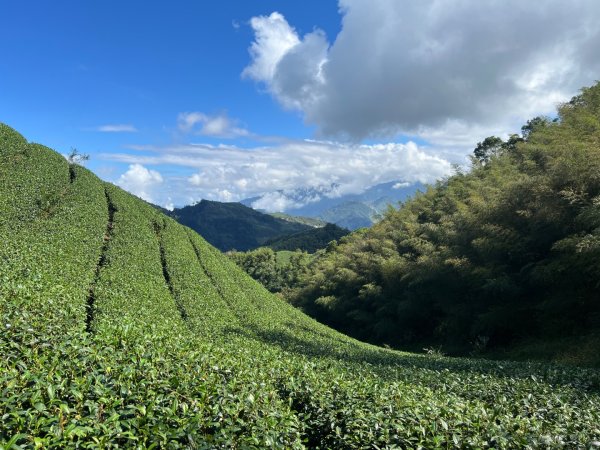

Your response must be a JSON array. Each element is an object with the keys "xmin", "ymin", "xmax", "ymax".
[{"xmin": 2, "ymin": 1, "xmax": 599, "ymax": 210}]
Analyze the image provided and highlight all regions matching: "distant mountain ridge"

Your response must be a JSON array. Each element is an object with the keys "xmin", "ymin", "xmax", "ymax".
[
  {"xmin": 269, "ymin": 212, "xmax": 327, "ymax": 228},
  {"xmin": 317, "ymin": 201, "xmax": 375, "ymax": 230},
  {"xmin": 243, "ymin": 181, "xmax": 424, "ymax": 230}
]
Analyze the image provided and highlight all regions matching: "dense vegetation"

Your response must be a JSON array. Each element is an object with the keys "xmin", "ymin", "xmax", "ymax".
[
  {"xmin": 2, "ymin": 121, "xmax": 600, "ymax": 448},
  {"xmin": 227, "ymin": 223, "xmax": 348, "ymax": 294},
  {"xmin": 170, "ymin": 200, "xmax": 311, "ymax": 251},
  {"xmin": 264, "ymin": 223, "xmax": 349, "ymax": 253},
  {"xmin": 288, "ymin": 83, "xmax": 600, "ymax": 364},
  {"xmin": 227, "ymin": 248, "xmax": 313, "ymax": 294}
]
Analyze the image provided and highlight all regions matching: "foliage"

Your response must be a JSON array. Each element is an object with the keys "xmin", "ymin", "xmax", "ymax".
[
  {"xmin": 473, "ymin": 135, "xmax": 505, "ymax": 164},
  {"xmin": 264, "ymin": 223, "xmax": 349, "ymax": 253},
  {"xmin": 288, "ymin": 82, "xmax": 600, "ymax": 364},
  {"xmin": 66, "ymin": 147, "xmax": 89, "ymax": 165},
  {"xmin": 227, "ymin": 248, "xmax": 312, "ymax": 293},
  {"xmin": 2, "ymin": 122, "xmax": 600, "ymax": 448}
]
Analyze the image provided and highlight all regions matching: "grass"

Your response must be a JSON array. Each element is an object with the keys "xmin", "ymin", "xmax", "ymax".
[{"xmin": 1, "ymin": 122, "xmax": 600, "ymax": 448}]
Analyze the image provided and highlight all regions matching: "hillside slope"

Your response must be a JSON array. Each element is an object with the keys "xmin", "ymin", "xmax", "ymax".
[
  {"xmin": 169, "ymin": 200, "xmax": 311, "ymax": 251},
  {"xmin": 289, "ymin": 82, "xmax": 600, "ymax": 363},
  {"xmin": 264, "ymin": 223, "xmax": 349, "ymax": 253},
  {"xmin": 1, "ymin": 123, "xmax": 600, "ymax": 448}
]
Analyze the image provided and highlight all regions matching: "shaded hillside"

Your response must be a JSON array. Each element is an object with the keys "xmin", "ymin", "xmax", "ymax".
[
  {"xmin": 170, "ymin": 200, "xmax": 311, "ymax": 251},
  {"xmin": 2, "ymin": 123, "xmax": 600, "ymax": 448},
  {"xmin": 289, "ymin": 82, "xmax": 600, "ymax": 363},
  {"xmin": 265, "ymin": 223, "xmax": 350, "ymax": 252}
]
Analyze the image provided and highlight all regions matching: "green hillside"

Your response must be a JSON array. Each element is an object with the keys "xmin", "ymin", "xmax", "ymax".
[
  {"xmin": 289, "ymin": 82, "xmax": 600, "ymax": 364},
  {"xmin": 264, "ymin": 223, "xmax": 349, "ymax": 253},
  {"xmin": 2, "ymin": 123, "xmax": 600, "ymax": 448},
  {"xmin": 169, "ymin": 200, "xmax": 311, "ymax": 251}
]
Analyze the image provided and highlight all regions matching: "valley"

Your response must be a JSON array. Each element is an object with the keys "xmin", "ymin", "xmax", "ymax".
[
  {"xmin": 4, "ymin": 2, "xmax": 600, "ymax": 447},
  {"xmin": 2, "ymin": 121, "xmax": 600, "ymax": 447}
]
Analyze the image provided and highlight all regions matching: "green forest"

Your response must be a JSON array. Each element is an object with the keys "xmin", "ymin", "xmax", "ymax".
[
  {"xmin": 264, "ymin": 223, "xmax": 349, "ymax": 253},
  {"xmin": 227, "ymin": 248, "xmax": 313, "ymax": 293},
  {"xmin": 286, "ymin": 82, "xmax": 600, "ymax": 364}
]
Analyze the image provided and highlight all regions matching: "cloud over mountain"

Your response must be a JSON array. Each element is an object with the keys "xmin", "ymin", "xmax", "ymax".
[{"xmin": 106, "ymin": 139, "xmax": 452, "ymax": 209}]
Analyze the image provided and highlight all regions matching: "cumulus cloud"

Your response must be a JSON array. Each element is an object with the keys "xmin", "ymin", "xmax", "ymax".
[
  {"xmin": 244, "ymin": 2, "xmax": 600, "ymax": 141},
  {"xmin": 242, "ymin": 12, "xmax": 300, "ymax": 82},
  {"xmin": 177, "ymin": 112, "xmax": 249, "ymax": 138},
  {"xmin": 243, "ymin": 12, "xmax": 328, "ymax": 111},
  {"xmin": 117, "ymin": 164, "xmax": 163, "ymax": 203},
  {"xmin": 104, "ymin": 139, "xmax": 452, "ymax": 210},
  {"xmin": 96, "ymin": 124, "xmax": 138, "ymax": 132}
]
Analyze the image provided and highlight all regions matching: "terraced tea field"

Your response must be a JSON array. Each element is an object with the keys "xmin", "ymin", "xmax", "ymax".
[{"xmin": 1, "ymin": 123, "xmax": 600, "ymax": 448}]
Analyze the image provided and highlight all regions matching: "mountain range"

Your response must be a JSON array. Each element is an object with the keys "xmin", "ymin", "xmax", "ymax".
[{"xmin": 242, "ymin": 181, "xmax": 424, "ymax": 230}]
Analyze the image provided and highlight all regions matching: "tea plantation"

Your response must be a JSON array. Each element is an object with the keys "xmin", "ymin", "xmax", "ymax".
[{"xmin": 1, "ymin": 122, "xmax": 600, "ymax": 448}]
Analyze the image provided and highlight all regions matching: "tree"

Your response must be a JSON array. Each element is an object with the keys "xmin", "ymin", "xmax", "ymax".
[
  {"xmin": 520, "ymin": 116, "xmax": 557, "ymax": 140},
  {"xmin": 473, "ymin": 136, "xmax": 504, "ymax": 164},
  {"xmin": 227, "ymin": 248, "xmax": 283, "ymax": 292},
  {"xmin": 503, "ymin": 133, "xmax": 524, "ymax": 153},
  {"xmin": 67, "ymin": 147, "xmax": 89, "ymax": 165}
]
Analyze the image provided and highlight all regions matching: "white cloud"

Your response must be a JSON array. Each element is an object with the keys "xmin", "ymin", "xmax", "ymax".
[
  {"xmin": 96, "ymin": 124, "xmax": 138, "ymax": 132},
  {"xmin": 251, "ymin": 191, "xmax": 309, "ymax": 212},
  {"xmin": 242, "ymin": 12, "xmax": 300, "ymax": 82},
  {"xmin": 243, "ymin": 11, "xmax": 328, "ymax": 111},
  {"xmin": 177, "ymin": 112, "xmax": 249, "ymax": 138},
  {"xmin": 117, "ymin": 164, "xmax": 163, "ymax": 203},
  {"xmin": 103, "ymin": 139, "xmax": 452, "ymax": 210},
  {"xmin": 243, "ymin": 2, "xmax": 600, "ymax": 142}
]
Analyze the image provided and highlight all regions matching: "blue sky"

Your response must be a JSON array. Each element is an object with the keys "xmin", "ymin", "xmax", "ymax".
[{"xmin": 2, "ymin": 1, "xmax": 600, "ymax": 210}]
